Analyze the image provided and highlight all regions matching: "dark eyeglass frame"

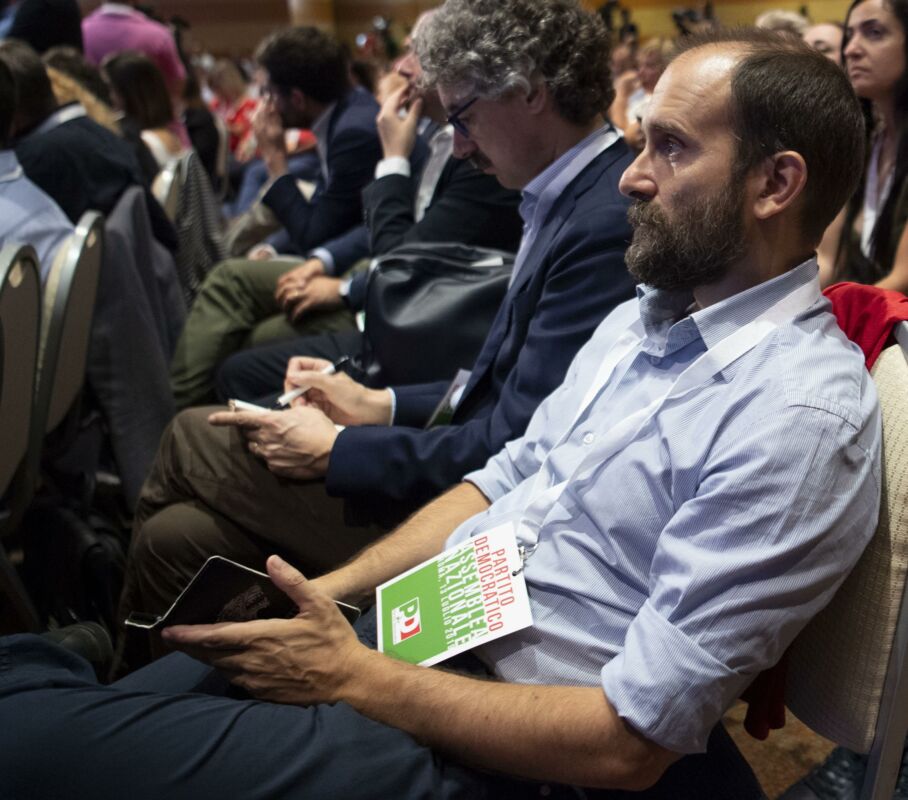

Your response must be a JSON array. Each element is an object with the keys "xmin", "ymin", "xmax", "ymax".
[{"xmin": 446, "ymin": 95, "xmax": 479, "ymax": 138}]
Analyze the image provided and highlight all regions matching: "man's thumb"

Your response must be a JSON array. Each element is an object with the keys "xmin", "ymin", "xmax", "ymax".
[{"xmin": 267, "ymin": 555, "xmax": 311, "ymax": 606}]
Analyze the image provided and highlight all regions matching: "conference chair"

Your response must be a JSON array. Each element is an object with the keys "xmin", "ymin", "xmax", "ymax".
[
  {"xmin": 35, "ymin": 212, "xmax": 104, "ymax": 458},
  {"xmin": 154, "ymin": 150, "xmax": 227, "ymax": 306},
  {"xmin": 0, "ymin": 245, "xmax": 42, "ymax": 632},
  {"xmin": 151, "ymin": 156, "xmax": 183, "ymax": 223},
  {"xmin": 786, "ymin": 320, "xmax": 908, "ymax": 800}
]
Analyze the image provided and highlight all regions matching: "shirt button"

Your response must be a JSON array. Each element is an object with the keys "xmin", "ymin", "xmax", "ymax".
[{"xmin": 583, "ymin": 432, "xmax": 595, "ymax": 445}]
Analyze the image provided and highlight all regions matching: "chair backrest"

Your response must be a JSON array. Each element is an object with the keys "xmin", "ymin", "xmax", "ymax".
[
  {"xmin": 151, "ymin": 154, "xmax": 187, "ymax": 222},
  {"xmin": 0, "ymin": 245, "xmax": 41, "ymax": 498},
  {"xmin": 786, "ymin": 323, "xmax": 908, "ymax": 797},
  {"xmin": 36, "ymin": 211, "xmax": 104, "ymax": 437}
]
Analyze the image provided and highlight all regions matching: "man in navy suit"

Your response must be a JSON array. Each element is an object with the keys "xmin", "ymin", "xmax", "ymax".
[
  {"xmin": 117, "ymin": 0, "xmax": 636, "ymax": 667},
  {"xmin": 169, "ymin": 26, "xmax": 383, "ymax": 408}
]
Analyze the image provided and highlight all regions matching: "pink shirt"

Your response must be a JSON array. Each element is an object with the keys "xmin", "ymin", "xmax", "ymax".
[{"xmin": 82, "ymin": 4, "xmax": 186, "ymax": 88}]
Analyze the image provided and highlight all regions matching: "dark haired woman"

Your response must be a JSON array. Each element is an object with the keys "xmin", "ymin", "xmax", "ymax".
[
  {"xmin": 819, "ymin": 0, "xmax": 908, "ymax": 293},
  {"xmin": 102, "ymin": 50, "xmax": 189, "ymax": 169}
]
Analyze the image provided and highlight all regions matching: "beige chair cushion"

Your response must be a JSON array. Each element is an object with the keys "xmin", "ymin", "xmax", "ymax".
[{"xmin": 786, "ymin": 343, "xmax": 908, "ymax": 752}]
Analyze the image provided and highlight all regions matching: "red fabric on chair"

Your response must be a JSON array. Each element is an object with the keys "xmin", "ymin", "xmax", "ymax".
[
  {"xmin": 823, "ymin": 282, "xmax": 908, "ymax": 368},
  {"xmin": 740, "ymin": 281, "xmax": 908, "ymax": 740}
]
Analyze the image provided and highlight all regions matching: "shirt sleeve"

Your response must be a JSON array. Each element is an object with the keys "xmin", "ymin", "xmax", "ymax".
[
  {"xmin": 601, "ymin": 401, "xmax": 881, "ymax": 753},
  {"xmin": 375, "ymin": 156, "xmax": 411, "ymax": 180}
]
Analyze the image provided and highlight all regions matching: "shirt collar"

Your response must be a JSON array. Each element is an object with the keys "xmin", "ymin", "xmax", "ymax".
[
  {"xmin": 0, "ymin": 150, "xmax": 23, "ymax": 183},
  {"xmin": 637, "ymin": 258, "xmax": 821, "ymax": 355},
  {"xmin": 519, "ymin": 124, "xmax": 616, "ymax": 225},
  {"xmin": 429, "ymin": 124, "xmax": 453, "ymax": 147},
  {"xmin": 27, "ymin": 103, "xmax": 87, "ymax": 140},
  {"xmin": 98, "ymin": 3, "xmax": 138, "ymax": 15}
]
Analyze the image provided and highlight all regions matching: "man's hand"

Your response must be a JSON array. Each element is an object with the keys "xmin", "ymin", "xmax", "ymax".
[
  {"xmin": 275, "ymin": 258, "xmax": 327, "ymax": 309},
  {"xmin": 283, "ymin": 277, "xmax": 344, "ymax": 322},
  {"xmin": 376, "ymin": 84, "xmax": 423, "ymax": 160},
  {"xmin": 163, "ymin": 556, "xmax": 369, "ymax": 706},
  {"xmin": 208, "ymin": 405, "xmax": 339, "ymax": 479},
  {"xmin": 283, "ymin": 356, "xmax": 392, "ymax": 425},
  {"xmin": 253, "ymin": 100, "xmax": 289, "ymax": 178},
  {"xmin": 247, "ymin": 244, "xmax": 278, "ymax": 261}
]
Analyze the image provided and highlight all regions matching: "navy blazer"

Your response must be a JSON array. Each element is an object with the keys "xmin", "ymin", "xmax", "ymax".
[
  {"xmin": 261, "ymin": 87, "xmax": 382, "ymax": 272},
  {"xmin": 326, "ymin": 138, "xmax": 637, "ymax": 517}
]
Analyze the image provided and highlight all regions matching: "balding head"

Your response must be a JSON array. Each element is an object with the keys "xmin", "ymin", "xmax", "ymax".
[{"xmin": 673, "ymin": 29, "xmax": 864, "ymax": 241}]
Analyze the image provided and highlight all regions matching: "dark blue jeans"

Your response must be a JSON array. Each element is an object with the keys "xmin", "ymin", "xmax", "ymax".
[{"xmin": 0, "ymin": 618, "xmax": 764, "ymax": 799}]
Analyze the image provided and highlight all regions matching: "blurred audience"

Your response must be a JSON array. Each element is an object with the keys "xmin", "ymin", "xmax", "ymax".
[
  {"xmin": 0, "ymin": 39, "xmax": 176, "ymax": 250},
  {"xmin": 45, "ymin": 65, "xmax": 120, "ymax": 135},
  {"xmin": 817, "ymin": 0, "xmax": 908, "ymax": 294},
  {"xmin": 102, "ymin": 49, "xmax": 188, "ymax": 169},
  {"xmin": 755, "ymin": 9, "xmax": 810, "ymax": 38},
  {"xmin": 208, "ymin": 58, "xmax": 258, "ymax": 159},
  {"xmin": 0, "ymin": 56, "xmax": 72, "ymax": 278},
  {"xmin": 5, "ymin": 0, "xmax": 82, "ymax": 53},
  {"xmin": 82, "ymin": 1, "xmax": 185, "ymax": 95},
  {"xmin": 181, "ymin": 68, "xmax": 219, "ymax": 183},
  {"xmin": 44, "ymin": 45, "xmax": 114, "ymax": 106},
  {"xmin": 802, "ymin": 21, "xmax": 845, "ymax": 64},
  {"xmin": 610, "ymin": 36, "xmax": 673, "ymax": 150}
]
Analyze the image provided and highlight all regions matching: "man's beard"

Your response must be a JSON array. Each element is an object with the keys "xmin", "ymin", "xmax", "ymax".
[{"xmin": 625, "ymin": 187, "xmax": 748, "ymax": 292}]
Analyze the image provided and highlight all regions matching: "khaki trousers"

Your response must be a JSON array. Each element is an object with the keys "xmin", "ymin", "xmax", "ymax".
[
  {"xmin": 169, "ymin": 258, "xmax": 354, "ymax": 409},
  {"xmin": 117, "ymin": 407, "xmax": 387, "ymax": 666}
]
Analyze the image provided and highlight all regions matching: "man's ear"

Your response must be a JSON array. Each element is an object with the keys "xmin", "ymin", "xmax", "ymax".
[
  {"xmin": 752, "ymin": 151, "xmax": 808, "ymax": 221},
  {"xmin": 524, "ymin": 81, "xmax": 548, "ymax": 115}
]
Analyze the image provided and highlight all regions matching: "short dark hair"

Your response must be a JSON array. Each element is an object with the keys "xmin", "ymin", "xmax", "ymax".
[
  {"xmin": 677, "ymin": 28, "xmax": 865, "ymax": 242},
  {"xmin": 0, "ymin": 39, "xmax": 58, "ymax": 135},
  {"xmin": 0, "ymin": 59, "xmax": 15, "ymax": 147},
  {"xmin": 417, "ymin": 0, "xmax": 614, "ymax": 125},
  {"xmin": 255, "ymin": 27, "xmax": 349, "ymax": 105},
  {"xmin": 102, "ymin": 50, "xmax": 174, "ymax": 129}
]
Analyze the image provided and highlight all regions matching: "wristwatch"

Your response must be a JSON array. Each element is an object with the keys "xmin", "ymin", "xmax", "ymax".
[{"xmin": 338, "ymin": 277, "xmax": 353, "ymax": 307}]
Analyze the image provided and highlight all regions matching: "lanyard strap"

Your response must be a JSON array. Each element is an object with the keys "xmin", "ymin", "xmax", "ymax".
[{"xmin": 515, "ymin": 279, "xmax": 820, "ymax": 549}]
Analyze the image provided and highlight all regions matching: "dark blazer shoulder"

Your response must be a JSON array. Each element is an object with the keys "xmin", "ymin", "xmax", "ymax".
[{"xmin": 328, "ymin": 88, "xmax": 380, "ymax": 140}]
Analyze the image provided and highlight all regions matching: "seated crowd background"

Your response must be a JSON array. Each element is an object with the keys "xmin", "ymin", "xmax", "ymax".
[{"xmin": 0, "ymin": 0, "xmax": 907, "ymax": 798}]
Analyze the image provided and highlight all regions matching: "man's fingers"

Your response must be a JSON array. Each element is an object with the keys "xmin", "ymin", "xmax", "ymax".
[
  {"xmin": 162, "ymin": 620, "xmax": 243, "ymax": 645},
  {"xmin": 209, "ymin": 410, "xmax": 266, "ymax": 428},
  {"xmin": 266, "ymin": 555, "xmax": 313, "ymax": 607},
  {"xmin": 407, "ymin": 96, "xmax": 424, "ymax": 121},
  {"xmin": 288, "ymin": 297, "xmax": 312, "ymax": 322}
]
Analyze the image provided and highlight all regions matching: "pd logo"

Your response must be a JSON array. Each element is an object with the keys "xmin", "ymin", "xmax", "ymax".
[{"xmin": 392, "ymin": 598, "xmax": 422, "ymax": 645}]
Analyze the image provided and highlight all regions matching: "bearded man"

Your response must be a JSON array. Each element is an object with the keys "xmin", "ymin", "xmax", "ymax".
[{"xmin": 0, "ymin": 22, "xmax": 882, "ymax": 800}]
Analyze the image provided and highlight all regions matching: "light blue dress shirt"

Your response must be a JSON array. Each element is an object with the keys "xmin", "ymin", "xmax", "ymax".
[
  {"xmin": 447, "ymin": 260, "xmax": 881, "ymax": 753},
  {"xmin": 0, "ymin": 150, "xmax": 73, "ymax": 282}
]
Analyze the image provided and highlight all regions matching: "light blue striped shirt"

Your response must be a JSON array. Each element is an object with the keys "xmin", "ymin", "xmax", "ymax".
[{"xmin": 448, "ymin": 260, "xmax": 881, "ymax": 753}]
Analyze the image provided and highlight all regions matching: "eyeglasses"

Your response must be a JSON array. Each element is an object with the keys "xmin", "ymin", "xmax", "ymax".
[{"xmin": 446, "ymin": 96, "xmax": 479, "ymax": 138}]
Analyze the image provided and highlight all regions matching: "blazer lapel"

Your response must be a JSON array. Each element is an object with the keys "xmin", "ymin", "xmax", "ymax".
[{"xmin": 452, "ymin": 147, "xmax": 624, "ymax": 414}]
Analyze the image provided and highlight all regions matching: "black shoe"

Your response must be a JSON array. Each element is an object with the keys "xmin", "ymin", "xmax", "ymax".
[
  {"xmin": 777, "ymin": 747, "xmax": 867, "ymax": 800},
  {"xmin": 42, "ymin": 622, "xmax": 113, "ymax": 676}
]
